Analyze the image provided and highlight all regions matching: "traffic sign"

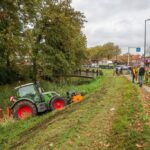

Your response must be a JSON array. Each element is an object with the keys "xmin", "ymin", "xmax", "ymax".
[{"xmin": 136, "ymin": 47, "xmax": 141, "ymax": 52}]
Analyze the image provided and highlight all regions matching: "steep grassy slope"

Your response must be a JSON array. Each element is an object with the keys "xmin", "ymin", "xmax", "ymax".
[{"xmin": 1, "ymin": 73, "xmax": 150, "ymax": 150}]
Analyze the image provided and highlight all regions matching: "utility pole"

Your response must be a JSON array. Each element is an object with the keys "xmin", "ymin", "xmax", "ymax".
[
  {"xmin": 128, "ymin": 47, "xmax": 130, "ymax": 66},
  {"xmin": 144, "ymin": 20, "xmax": 147, "ymax": 64},
  {"xmin": 144, "ymin": 19, "xmax": 150, "ymax": 65}
]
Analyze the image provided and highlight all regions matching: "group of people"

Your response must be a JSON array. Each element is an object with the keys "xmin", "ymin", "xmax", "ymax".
[
  {"xmin": 131, "ymin": 64, "xmax": 145, "ymax": 87},
  {"xmin": 75, "ymin": 68, "xmax": 103, "ymax": 77}
]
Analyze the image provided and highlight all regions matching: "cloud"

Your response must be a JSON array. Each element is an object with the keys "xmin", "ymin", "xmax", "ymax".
[{"xmin": 72, "ymin": 0, "xmax": 150, "ymax": 54}]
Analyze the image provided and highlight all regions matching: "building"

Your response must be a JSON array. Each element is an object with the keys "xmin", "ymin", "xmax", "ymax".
[{"xmin": 130, "ymin": 55, "xmax": 141, "ymax": 66}]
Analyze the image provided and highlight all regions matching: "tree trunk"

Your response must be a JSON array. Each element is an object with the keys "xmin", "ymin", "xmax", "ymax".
[
  {"xmin": 32, "ymin": 56, "xmax": 37, "ymax": 83},
  {"xmin": 32, "ymin": 34, "xmax": 42, "ymax": 82}
]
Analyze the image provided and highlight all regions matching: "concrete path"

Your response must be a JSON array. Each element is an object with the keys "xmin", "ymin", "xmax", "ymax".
[{"xmin": 124, "ymin": 75, "xmax": 150, "ymax": 93}]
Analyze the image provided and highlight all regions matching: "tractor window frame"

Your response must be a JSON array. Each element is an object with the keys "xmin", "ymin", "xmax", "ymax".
[{"xmin": 18, "ymin": 85, "xmax": 36, "ymax": 97}]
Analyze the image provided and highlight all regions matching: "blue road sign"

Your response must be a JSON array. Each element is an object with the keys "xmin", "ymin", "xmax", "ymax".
[{"xmin": 136, "ymin": 47, "xmax": 141, "ymax": 52}]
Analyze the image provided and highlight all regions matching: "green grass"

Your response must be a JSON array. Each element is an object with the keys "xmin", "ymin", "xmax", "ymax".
[
  {"xmin": 41, "ymin": 77, "xmax": 102, "ymax": 96},
  {"xmin": 10, "ymin": 74, "xmax": 150, "ymax": 150},
  {"xmin": 0, "ymin": 76, "xmax": 104, "ymax": 150},
  {"xmin": 110, "ymin": 80, "xmax": 150, "ymax": 149},
  {"xmin": 1, "ymin": 70, "xmax": 150, "ymax": 150}
]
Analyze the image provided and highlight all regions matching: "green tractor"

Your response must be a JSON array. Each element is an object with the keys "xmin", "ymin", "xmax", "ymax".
[{"xmin": 9, "ymin": 82, "xmax": 69, "ymax": 119}]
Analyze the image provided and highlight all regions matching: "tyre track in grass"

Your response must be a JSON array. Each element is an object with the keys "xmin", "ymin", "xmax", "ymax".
[
  {"xmin": 14, "ymin": 76, "xmax": 124, "ymax": 150},
  {"xmin": 10, "ymin": 76, "xmax": 140, "ymax": 150},
  {"xmin": 54, "ymin": 77, "xmax": 127, "ymax": 150},
  {"xmin": 10, "ymin": 77, "xmax": 109, "ymax": 149},
  {"xmin": 10, "ymin": 77, "xmax": 108, "ymax": 150},
  {"xmin": 10, "ymin": 97, "xmax": 105, "ymax": 149}
]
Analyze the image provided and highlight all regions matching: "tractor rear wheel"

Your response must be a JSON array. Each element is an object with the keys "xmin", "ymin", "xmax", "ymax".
[
  {"xmin": 50, "ymin": 97, "xmax": 67, "ymax": 110},
  {"xmin": 13, "ymin": 101, "xmax": 37, "ymax": 119}
]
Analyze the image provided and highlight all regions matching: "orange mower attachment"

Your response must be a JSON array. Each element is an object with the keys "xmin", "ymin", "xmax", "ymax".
[{"xmin": 72, "ymin": 94, "xmax": 84, "ymax": 103}]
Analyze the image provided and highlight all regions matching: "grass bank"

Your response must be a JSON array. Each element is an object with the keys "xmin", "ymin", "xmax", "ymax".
[
  {"xmin": 109, "ymin": 80, "xmax": 150, "ymax": 149},
  {"xmin": 0, "ymin": 76, "xmax": 104, "ymax": 149},
  {"xmin": 1, "ymin": 72, "xmax": 150, "ymax": 150}
]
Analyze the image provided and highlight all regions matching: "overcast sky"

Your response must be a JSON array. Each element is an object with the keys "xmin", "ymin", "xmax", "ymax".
[{"xmin": 71, "ymin": 0, "xmax": 150, "ymax": 55}]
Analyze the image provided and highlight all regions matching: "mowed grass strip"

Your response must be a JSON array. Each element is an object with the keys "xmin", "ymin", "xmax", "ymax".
[
  {"xmin": 54, "ymin": 77, "xmax": 126, "ymax": 150},
  {"xmin": 10, "ymin": 76, "xmax": 135, "ymax": 150},
  {"xmin": 109, "ymin": 79, "xmax": 150, "ymax": 149},
  {"xmin": 0, "ymin": 76, "xmax": 104, "ymax": 150},
  {"xmin": 1, "ymin": 73, "xmax": 150, "ymax": 150},
  {"xmin": 9, "ymin": 77, "xmax": 108, "ymax": 150},
  {"xmin": 15, "ymin": 76, "xmax": 150, "ymax": 150}
]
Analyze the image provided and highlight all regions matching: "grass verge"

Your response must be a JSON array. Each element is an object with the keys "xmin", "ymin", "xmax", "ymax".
[
  {"xmin": 109, "ymin": 79, "xmax": 150, "ymax": 149},
  {"xmin": 0, "ymin": 76, "xmax": 104, "ymax": 150}
]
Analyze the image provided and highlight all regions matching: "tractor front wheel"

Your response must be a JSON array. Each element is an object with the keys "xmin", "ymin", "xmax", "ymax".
[
  {"xmin": 50, "ymin": 97, "xmax": 67, "ymax": 110},
  {"xmin": 13, "ymin": 101, "xmax": 37, "ymax": 119}
]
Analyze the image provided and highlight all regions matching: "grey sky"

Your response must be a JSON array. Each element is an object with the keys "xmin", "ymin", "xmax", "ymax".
[{"xmin": 72, "ymin": 0, "xmax": 150, "ymax": 55}]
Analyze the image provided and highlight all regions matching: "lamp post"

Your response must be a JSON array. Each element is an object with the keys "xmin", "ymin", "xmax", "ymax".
[
  {"xmin": 128, "ymin": 47, "xmax": 130, "ymax": 66},
  {"xmin": 144, "ymin": 19, "xmax": 150, "ymax": 64}
]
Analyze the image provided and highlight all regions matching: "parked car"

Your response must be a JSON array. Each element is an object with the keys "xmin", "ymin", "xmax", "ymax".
[{"xmin": 116, "ymin": 65, "xmax": 128, "ymax": 70}]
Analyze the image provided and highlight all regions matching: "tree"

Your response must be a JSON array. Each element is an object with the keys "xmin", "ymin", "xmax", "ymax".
[
  {"xmin": 0, "ymin": 0, "xmax": 21, "ymax": 67},
  {"xmin": 102, "ymin": 42, "xmax": 121, "ymax": 60},
  {"xmin": 0, "ymin": 0, "xmax": 87, "ymax": 84},
  {"xmin": 18, "ymin": 0, "xmax": 87, "ymax": 81},
  {"xmin": 87, "ymin": 42, "xmax": 121, "ymax": 61}
]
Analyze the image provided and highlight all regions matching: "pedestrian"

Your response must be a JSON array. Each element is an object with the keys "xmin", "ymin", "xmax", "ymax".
[
  {"xmin": 79, "ymin": 68, "xmax": 81, "ymax": 75},
  {"xmin": 115, "ymin": 67, "xmax": 118, "ymax": 75},
  {"xmin": 138, "ymin": 64, "xmax": 145, "ymax": 87},
  {"xmin": 96, "ymin": 69, "xmax": 99, "ymax": 76},
  {"xmin": 120, "ymin": 67, "xmax": 123, "ymax": 75},
  {"xmin": 131, "ymin": 66, "xmax": 137, "ymax": 83}
]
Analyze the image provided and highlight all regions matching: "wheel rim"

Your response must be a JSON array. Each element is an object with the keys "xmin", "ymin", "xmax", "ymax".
[
  {"xmin": 17, "ymin": 106, "xmax": 32, "ymax": 119},
  {"xmin": 53, "ymin": 99, "xmax": 64, "ymax": 110}
]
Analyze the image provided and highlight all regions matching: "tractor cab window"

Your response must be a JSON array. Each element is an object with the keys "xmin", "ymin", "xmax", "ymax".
[{"xmin": 17, "ymin": 85, "xmax": 40, "ymax": 101}]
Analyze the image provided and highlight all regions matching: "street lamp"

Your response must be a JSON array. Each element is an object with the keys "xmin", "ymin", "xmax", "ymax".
[{"xmin": 144, "ymin": 19, "xmax": 150, "ymax": 64}]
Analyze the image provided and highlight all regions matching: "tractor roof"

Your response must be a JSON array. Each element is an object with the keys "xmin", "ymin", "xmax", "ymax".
[{"xmin": 15, "ymin": 83, "xmax": 34, "ymax": 90}]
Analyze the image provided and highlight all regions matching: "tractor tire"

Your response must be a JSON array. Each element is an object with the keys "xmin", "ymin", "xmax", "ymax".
[
  {"xmin": 13, "ymin": 101, "xmax": 37, "ymax": 119},
  {"xmin": 50, "ymin": 97, "xmax": 67, "ymax": 110}
]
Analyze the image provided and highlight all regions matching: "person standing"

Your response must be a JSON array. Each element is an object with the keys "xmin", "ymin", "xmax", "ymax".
[
  {"xmin": 138, "ymin": 64, "xmax": 145, "ymax": 87},
  {"xmin": 115, "ymin": 67, "xmax": 119, "ymax": 75},
  {"xmin": 131, "ymin": 66, "xmax": 136, "ymax": 83}
]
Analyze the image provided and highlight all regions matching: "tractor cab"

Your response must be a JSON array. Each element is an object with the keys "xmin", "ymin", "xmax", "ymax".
[{"xmin": 15, "ymin": 83, "xmax": 43, "ymax": 102}]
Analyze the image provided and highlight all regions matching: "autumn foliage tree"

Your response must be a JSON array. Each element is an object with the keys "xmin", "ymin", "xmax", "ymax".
[
  {"xmin": 0, "ymin": 0, "xmax": 87, "ymax": 84},
  {"xmin": 87, "ymin": 42, "xmax": 121, "ymax": 61}
]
